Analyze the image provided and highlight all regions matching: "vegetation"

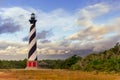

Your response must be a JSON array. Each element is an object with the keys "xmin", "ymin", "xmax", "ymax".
[
  {"xmin": 81, "ymin": 42, "xmax": 120, "ymax": 72},
  {"xmin": 0, "ymin": 59, "xmax": 27, "ymax": 69},
  {"xmin": 1, "ymin": 43, "xmax": 120, "ymax": 73}
]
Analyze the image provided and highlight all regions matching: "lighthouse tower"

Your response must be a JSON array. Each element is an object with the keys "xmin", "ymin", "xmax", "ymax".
[{"xmin": 26, "ymin": 13, "xmax": 37, "ymax": 69}]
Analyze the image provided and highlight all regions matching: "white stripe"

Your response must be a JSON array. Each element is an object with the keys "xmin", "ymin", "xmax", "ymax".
[{"xmin": 28, "ymin": 51, "xmax": 37, "ymax": 61}]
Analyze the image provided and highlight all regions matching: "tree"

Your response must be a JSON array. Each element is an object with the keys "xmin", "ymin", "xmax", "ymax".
[{"xmin": 62, "ymin": 55, "xmax": 82, "ymax": 69}]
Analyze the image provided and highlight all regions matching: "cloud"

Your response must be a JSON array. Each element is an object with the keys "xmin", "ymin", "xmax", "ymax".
[
  {"xmin": 0, "ymin": 54, "xmax": 27, "ymax": 60},
  {"xmin": 37, "ymin": 29, "xmax": 53, "ymax": 39},
  {"xmin": 23, "ymin": 29, "xmax": 53, "ymax": 41},
  {"xmin": 66, "ymin": 25, "xmax": 109, "ymax": 41},
  {"xmin": 77, "ymin": 3, "xmax": 109, "ymax": 27},
  {"xmin": 22, "ymin": 36, "xmax": 28, "ymax": 41},
  {"xmin": 66, "ymin": 3, "xmax": 119, "ymax": 42},
  {"xmin": 0, "ymin": 21, "xmax": 21, "ymax": 34},
  {"xmin": 0, "ymin": 16, "xmax": 21, "ymax": 34},
  {"xmin": 40, "ymin": 40, "xmax": 51, "ymax": 43},
  {"xmin": 0, "ymin": 7, "xmax": 30, "ymax": 28},
  {"xmin": 0, "ymin": 31, "xmax": 119, "ymax": 59},
  {"xmin": 38, "ymin": 49, "xmax": 92, "ymax": 60},
  {"xmin": 66, "ymin": 16, "xmax": 120, "ymax": 42},
  {"xmin": 92, "ymin": 34, "xmax": 120, "ymax": 52},
  {"xmin": 0, "ymin": 41, "xmax": 27, "ymax": 55},
  {"xmin": 36, "ymin": 8, "xmax": 76, "ymax": 31}
]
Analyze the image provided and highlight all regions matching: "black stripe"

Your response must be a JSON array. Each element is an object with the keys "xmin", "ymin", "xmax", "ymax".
[
  {"xmin": 30, "ymin": 24, "xmax": 35, "ymax": 32},
  {"xmin": 29, "ymin": 32, "xmax": 36, "ymax": 43},
  {"xmin": 28, "ymin": 43, "xmax": 37, "ymax": 58}
]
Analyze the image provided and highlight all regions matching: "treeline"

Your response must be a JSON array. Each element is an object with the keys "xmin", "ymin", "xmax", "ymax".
[
  {"xmin": 0, "ymin": 43, "xmax": 120, "ymax": 72},
  {"xmin": 41, "ymin": 55, "xmax": 81, "ymax": 69},
  {"xmin": 0, "ymin": 59, "xmax": 27, "ymax": 69}
]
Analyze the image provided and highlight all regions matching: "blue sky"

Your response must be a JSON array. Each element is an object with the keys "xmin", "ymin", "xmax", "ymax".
[
  {"xmin": 0, "ymin": 0, "xmax": 120, "ymax": 60},
  {"xmin": 0, "ymin": 0, "xmax": 100, "ymax": 11},
  {"xmin": 1, "ymin": 0, "xmax": 118, "ymax": 12}
]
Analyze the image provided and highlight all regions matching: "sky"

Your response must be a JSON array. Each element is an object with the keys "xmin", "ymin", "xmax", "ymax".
[{"xmin": 0, "ymin": 0, "xmax": 120, "ymax": 60}]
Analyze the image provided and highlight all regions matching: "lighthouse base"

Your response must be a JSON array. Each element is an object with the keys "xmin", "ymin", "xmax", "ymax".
[{"xmin": 26, "ymin": 61, "xmax": 38, "ymax": 69}]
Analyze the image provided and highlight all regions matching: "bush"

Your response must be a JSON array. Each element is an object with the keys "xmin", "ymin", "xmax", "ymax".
[{"xmin": 71, "ymin": 64, "xmax": 81, "ymax": 70}]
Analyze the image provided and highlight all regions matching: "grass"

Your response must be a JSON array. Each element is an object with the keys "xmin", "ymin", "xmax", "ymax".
[{"xmin": 0, "ymin": 69, "xmax": 120, "ymax": 80}]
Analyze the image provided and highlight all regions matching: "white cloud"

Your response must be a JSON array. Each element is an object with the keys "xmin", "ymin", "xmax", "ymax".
[
  {"xmin": 65, "ymin": 3, "xmax": 112, "ymax": 46},
  {"xmin": 77, "ymin": 3, "xmax": 110, "ymax": 27},
  {"xmin": 0, "ymin": 41, "xmax": 27, "ymax": 55},
  {"xmin": 66, "ymin": 25, "xmax": 110, "ymax": 41}
]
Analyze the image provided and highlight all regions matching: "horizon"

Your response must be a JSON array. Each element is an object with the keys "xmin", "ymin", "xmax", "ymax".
[{"xmin": 0, "ymin": 0, "xmax": 120, "ymax": 60}]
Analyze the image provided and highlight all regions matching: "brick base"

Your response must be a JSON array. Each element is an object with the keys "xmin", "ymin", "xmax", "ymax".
[{"xmin": 26, "ymin": 61, "xmax": 38, "ymax": 69}]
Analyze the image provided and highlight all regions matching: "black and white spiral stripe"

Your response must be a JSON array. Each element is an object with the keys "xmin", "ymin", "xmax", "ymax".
[{"xmin": 28, "ymin": 23, "xmax": 37, "ymax": 61}]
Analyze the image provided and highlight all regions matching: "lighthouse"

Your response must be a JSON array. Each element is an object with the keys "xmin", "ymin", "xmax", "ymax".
[{"xmin": 26, "ymin": 13, "xmax": 37, "ymax": 69}]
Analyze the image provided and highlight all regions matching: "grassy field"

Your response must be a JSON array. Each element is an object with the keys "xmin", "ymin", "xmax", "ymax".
[{"xmin": 0, "ymin": 69, "xmax": 120, "ymax": 80}]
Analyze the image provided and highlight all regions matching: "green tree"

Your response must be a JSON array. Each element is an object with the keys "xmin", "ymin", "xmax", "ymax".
[{"xmin": 62, "ymin": 55, "xmax": 82, "ymax": 69}]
